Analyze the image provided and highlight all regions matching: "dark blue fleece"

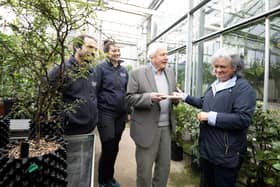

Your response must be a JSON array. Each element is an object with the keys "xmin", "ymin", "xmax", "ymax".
[
  {"xmin": 95, "ymin": 59, "xmax": 128, "ymax": 116},
  {"xmin": 48, "ymin": 56, "xmax": 98, "ymax": 135}
]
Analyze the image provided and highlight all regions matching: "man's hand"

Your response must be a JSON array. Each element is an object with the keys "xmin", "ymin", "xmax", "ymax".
[{"xmin": 150, "ymin": 92, "xmax": 165, "ymax": 102}]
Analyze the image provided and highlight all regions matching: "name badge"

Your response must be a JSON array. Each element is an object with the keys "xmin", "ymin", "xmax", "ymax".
[
  {"xmin": 91, "ymin": 81, "xmax": 97, "ymax": 87},
  {"xmin": 120, "ymin": 72, "xmax": 126, "ymax": 77}
]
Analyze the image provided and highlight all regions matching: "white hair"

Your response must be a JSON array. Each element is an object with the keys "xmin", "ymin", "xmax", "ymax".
[
  {"xmin": 211, "ymin": 47, "xmax": 244, "ymax": 76},
  {"xmin": 147, "ymin": 42, "xmax": 167, "ymax": 59}
]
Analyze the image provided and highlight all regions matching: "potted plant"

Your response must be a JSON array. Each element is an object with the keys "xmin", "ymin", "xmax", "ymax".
[
  {"xmin": 0, "ymin": 0, "xmax": 103, "ymax": 185},
  {"xmin": 238, "ymin": 102, "xmax": 280, "ymax": 187},
  {"xmin": 173, "ymin": 101, "xmax": 199, "ymax": 163}
]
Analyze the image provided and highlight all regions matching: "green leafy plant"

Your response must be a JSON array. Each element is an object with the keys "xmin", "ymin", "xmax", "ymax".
[
  {"xmin": 239, "ymin": 102, "xmax": 280, "ymax": 187},
  {"xmin": 174, "ymin": 102, "xmax": 198, "ymax": 144},
  {"xmin": 173, "ymin": 102, "xmax": 200, "ymax": 166}
]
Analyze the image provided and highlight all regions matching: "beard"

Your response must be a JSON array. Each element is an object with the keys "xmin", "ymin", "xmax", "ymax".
[{"xmin": 80, "ymin": 53, "xmax": 95, "ymax": 64}]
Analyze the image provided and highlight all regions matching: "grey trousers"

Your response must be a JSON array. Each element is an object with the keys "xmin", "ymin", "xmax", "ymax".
[{"xmin": 135, "ymin": 126, "xmax": 171, "ymax": 187}]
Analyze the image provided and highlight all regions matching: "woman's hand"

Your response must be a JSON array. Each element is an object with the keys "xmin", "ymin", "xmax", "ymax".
[{"xmin": 197, "ymin": 111, "xmax": 208, "ymax": 122}]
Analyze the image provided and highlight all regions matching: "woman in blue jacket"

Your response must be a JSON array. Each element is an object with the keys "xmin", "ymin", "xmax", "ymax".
[
  {"xmin": 181, "ymin": 48, "xmax": 256, "ymax": 187},
  {"xmin": 95, "ymin": 40, "xmax": 128, "ymax": 187}
]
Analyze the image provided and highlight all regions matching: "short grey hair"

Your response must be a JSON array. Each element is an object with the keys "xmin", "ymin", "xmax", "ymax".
[
  {"xmin": 211, "ymin": 47, "xmax": 244, "ymax": 77},
  {"xmin": 147, "ymin": 42, "xmax": 167, "ymax": 59}
]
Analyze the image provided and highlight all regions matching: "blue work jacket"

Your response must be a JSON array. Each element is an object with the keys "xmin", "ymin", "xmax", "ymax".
[
  {"xmin": 185, "ymin": 77, "xmax": 256, "ymax": 168},
  {"xmin": 48, "ymin": 56, "xmax": 98, "ymax": 135},
  {"xmin": 95, "ymin": 59, "xmax": 128, "ymax": 116}
]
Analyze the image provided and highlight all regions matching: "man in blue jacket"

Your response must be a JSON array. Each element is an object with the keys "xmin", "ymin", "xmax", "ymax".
[{"xmin": 48, "ymin": 34, "xmax": 98, "ymax": 135}]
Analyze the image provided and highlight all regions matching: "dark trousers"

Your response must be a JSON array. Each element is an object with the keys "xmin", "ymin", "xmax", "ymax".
[
  {"xmin": 200, "ymin": 158, "xmax": 243, "ymax": 187},
  {"xmin": 97, "ymin": 111, "xmax": 126, "ymax": 184}
]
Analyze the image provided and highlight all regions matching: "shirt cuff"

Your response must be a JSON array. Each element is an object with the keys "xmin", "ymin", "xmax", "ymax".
[
  {"xmin": 208, "ymin": 111, "xmax": 217, "ymax": 126},
  {"xmin": 182, "ymin": 93, "xmax": 188, "ymax": 101}
]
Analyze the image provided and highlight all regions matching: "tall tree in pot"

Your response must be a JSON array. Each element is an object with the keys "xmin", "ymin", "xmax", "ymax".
[{"xmin": 0, "ymin": 0, "xmax": 103, "ymax": 186}]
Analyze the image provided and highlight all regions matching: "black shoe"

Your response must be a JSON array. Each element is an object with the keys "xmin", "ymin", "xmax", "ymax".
[{"xmin": 110, "ymin": 178, "xmax": 120, "ymax": 187}]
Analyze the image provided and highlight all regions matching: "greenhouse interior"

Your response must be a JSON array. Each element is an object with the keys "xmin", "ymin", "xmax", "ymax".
[{"xmin": 0, "ymin": 0, "xmax": 280, "ymax": 187}]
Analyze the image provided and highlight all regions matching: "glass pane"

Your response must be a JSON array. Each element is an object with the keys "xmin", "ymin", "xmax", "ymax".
[
  {"xmin": 192, "ymin": 0, "xmax": 266, "ymax": 41},
  {"xmin": 151, "ymin": 0, "xmax": 188, "ymax": 37},
  {"xmin": 223, "ymin": 20, "xmax": 265, "ymax": 101},
  {"xmin": 192, "ymin": 44, "xmax": 198, "ymax": 96},
  {"xmin": 193, "ymin": 0, "xmax": 222, "ymax": 41},
  {"xmin": 168, "ymin": 53, "xmax": 176, "ymax": 73},
  {"xmin": 269, "ymin": 0, "xmax": 280, "ymax": 9},
  {"xmin": 156, "ymin": 19, "xmax": 188, "ymax": 50},
  {"xmin": 168, "ymin": 48, "xmax": 186, "ymax": 91},
  {"xmin": 66, "ymin": 134, "xmax": 95, "ymax": 187},
  {"xmin": 202, "ymin": 39, "xmax": 221, "ymax": 93},
  {"xmin": 192, "ymin": 38, "xmax": 221, "ymax": 96},
  {"xmin": 269, "ymin": 14, "xmax": 280, "ymax": 107},
  {"xmin": 177, "ymin": 49, "xmax": 186, "ymax": 90},
  {"xmin": 193, "ymin": 0, "xmax": 203, "ymax": 8},
  {"xmin": 223, "ymin": 0, "xmax": 264, "ymax": 28}
]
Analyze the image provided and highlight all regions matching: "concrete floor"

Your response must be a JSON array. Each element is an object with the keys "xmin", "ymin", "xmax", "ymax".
[{"xmin": 94, "ymin": 127, "xmax": 186, "ymax": 187}]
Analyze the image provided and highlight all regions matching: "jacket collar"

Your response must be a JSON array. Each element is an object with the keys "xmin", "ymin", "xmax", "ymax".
[
  {"xmin": 146, "ymin": 64, "xmax": 172, "ymax": 94},
  {"xmin": 211, "ymin": 76, "xmax": 237, "ymax": 96},
  {"xmin": 68, "ymin": 55, "xmax": 79, "ymax": 66},
  {"xmin": 105, "ymin": 58, "xmax": 122, "ymax": 68}
]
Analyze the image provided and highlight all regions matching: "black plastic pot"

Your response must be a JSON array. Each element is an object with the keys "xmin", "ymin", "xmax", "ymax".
[
  {"xmin": 171, "ymin": 140, "xmax": 183, "ymax": 161},
  {"xmin": 3, "ymin": 99, "xmax": 13, "ymax": 116},
  {"xmin": 0, "ymin": 117, "xmax": 10, "ymax": 148},
  {"xmin": 0, "ymin": 135, "xmax": 67, "ymax": 186},
  {"xmin": 29, "ymin": 120, "xmax": 64, "ymax": 139}
]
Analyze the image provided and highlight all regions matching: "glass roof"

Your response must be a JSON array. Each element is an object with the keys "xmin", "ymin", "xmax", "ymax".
[{"xmin": 94, "ymin": 0, "xmax": 156, "ymax": 46}]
